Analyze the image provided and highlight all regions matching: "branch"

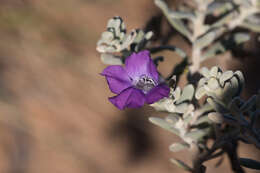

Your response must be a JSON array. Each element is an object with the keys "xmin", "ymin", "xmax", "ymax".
[{"xmin": 223, "ymin": 141, "xmax": 245, "ymax": 173}]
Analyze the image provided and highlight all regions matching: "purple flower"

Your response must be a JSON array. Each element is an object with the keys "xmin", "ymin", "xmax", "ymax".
[{"xmin": 101, "ymin": 50, "xmax": 170, "ymax": 110}]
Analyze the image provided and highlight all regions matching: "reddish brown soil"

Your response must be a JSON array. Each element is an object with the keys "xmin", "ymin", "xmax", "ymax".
[{"xmin": 0, "ymin": 0, "xmax": 259, "ymax": 173}]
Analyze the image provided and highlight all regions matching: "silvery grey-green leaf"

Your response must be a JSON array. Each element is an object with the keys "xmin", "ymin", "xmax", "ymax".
[
  {"xmin": 149, "ymin": 117, "xmax": 179, "ymax": 135},
  {"xmin": 154, "ymin": 0, "xmax": 192, "ymax": 39},
  {"xmin": 196, "ymin": 87, "xmax": 207, "ymax": 99},
  {"xmin": 207, "ymin": 1, "xmax": 233, "ymax": 14},
  {"xmin": 170, "ymin": 158, "xmax": 193, "ymax": 171},
  {"xmin": 219, "ymin": 71, "xmax": 233, "ymax": 86},
  {"xmin": 198, "ymin": 78, "xmax": 207, "ymax": 87},
  {"xmin": 185, "ymin": 129, "xmax": 208, "ymax": 141},
  {"xmin": 241, "ymin": 20, "xmax": 260, "ymax": 32},
  {"xmin": 195, "ymin": 31, "xmax": 216, "ymax": 49},
  {"xmin": 175, "ymin": 103, "xmax": 189, "ymax": 114},
  {"xmin": 183, "ymin": 114, "xmax": 193, "ymax": 123},
  {"xmin": 208, "ymin": 112, "xmax": 224, "ymax": 123},
  {"xmin": 234, "ymin": 33, "xmax": 250, "ymax": 44},
  {"xmin": 169, "ymin": 11, "xmax": 195, "ymax": 20},
  {"xmin": 176, "ymin": 84, "xmax": 194, "ymax": 104},
  {"xmin": 169, "ymin": 143, "xmax": 190, "ymax": 152},
  {"xmin": 166, "ymin": 113, "xmax": 180, "ymax": 124},
  {"xmin": 201, "ymin": 42, "xmax": 226, "ymax": 62},
  {"xmin": 200, "ymin": 67, "xmax": 210, "ymax": 78},
  {"xmin": 210, "ymin": 66, "xmax": 219, "ymax": 77},
  {"xmin": 173, "ymin": 87, "xmax": 181, "ymax": 100},
  {"xmin": 207, "ymin": 78, "xmax": 219, "ymax": 90},
  {"xmin": 229, "ymin": 77, "xmax": 240, "ymax": 96},
  {"xmin": 194, "ymin": 115, "xmax": 211, "ymax": 125},
  {"xmin": 100, "ymin": 53, "xmax": 123, "ymax": 65}
]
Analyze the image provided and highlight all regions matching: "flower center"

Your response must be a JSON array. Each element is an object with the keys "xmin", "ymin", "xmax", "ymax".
[{"xmin": 134, "ymin": 75, "xmax": 156, "ymax": 93}]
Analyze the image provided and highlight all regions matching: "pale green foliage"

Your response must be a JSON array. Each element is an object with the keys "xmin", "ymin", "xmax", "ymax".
[
  {"xmin": 97, "ymin": 0, "xmax": 260, "ymax": 172},
  {"xmin": 196, "ymin": 66, "xmax": 244, "ymax": 103},
  {"xmin": 155, "ymin": 0, "xmax": 260, "ymax": 73},
  {"xmin": 150, "ymin": 84, "xmax": 212, "ymax": 146},
  {"xmin": 96, "ymin": 16, "xmax": 153, "ymax": 65}
]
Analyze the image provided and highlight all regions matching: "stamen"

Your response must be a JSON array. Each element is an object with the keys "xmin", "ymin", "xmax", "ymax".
[{"xmin": 135, "ymin": 75, "xmax": 156, "ymax": 93}]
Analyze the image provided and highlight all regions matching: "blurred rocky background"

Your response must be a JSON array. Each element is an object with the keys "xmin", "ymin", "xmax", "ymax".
[{"xmin": 0, "ymin": 0, "xmax": 259, "ymax": 173}]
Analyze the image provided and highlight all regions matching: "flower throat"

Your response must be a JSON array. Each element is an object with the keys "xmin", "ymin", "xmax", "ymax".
[{"xmin": 135, "ymin": 75, "xmax": 156, "ymax": 93}]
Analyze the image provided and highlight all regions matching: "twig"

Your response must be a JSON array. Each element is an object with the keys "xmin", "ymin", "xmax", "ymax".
[
  {"xmin": 191, "ymin": 141, "xmax": 226, "ymax": 173},
  {"xmin": 223, "ymin": 141, "xmax": 245, "ymax": 173}
]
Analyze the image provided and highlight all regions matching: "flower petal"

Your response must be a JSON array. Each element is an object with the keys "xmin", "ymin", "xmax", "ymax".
[
  {"xmin": 125, "ymin": 50, "xmax": 159, "ymax": 82},
  {"xmin": 145, "ymin": 84, "xmax": 170, "ymax": 104},
  {"xmin": 109, "ymin": 87, "xmax": 145, "ymax": 110},
  {"xmin": 101, "ymin": 65, "xmax": 131, "ymax": 94}
]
